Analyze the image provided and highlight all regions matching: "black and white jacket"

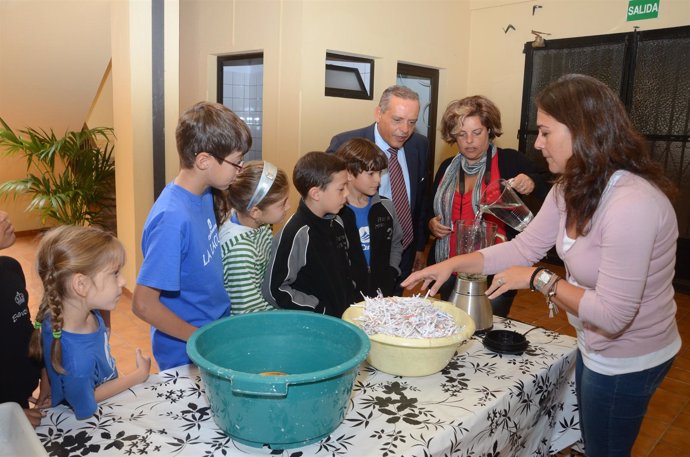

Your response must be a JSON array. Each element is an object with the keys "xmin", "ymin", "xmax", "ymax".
[{"xmin": 262, "ymin": 199, "xmax": 356, "ymax": 317}]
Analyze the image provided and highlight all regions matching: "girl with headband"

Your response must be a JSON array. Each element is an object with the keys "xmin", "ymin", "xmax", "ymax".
[{"xmin": 217, "ymin": 161, "xmax": 290, "ymax": 314}]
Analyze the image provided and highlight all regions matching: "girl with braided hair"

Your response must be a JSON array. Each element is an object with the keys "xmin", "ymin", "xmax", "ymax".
[{"xmin": 29, "ymin": 225, "xmax": 151, "ymax": 420}]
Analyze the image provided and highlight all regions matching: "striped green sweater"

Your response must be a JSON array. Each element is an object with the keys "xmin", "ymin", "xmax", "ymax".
[{"xmin": 219, "ymin": 218, "xmax": 275, "ymax": 314}]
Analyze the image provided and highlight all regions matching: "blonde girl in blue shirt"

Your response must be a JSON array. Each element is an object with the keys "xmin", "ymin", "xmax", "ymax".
[{"xmin": 29, "ymin": 225, "xmax": 151, "ymax": 420}]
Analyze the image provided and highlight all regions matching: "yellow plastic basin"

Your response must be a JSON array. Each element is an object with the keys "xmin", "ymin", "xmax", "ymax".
[{"xmin": 341, "ymin": 299, "xmax": 475, "ymax": 377}]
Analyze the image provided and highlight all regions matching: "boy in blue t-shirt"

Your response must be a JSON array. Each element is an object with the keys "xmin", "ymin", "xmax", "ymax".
[
  {"xmin": 133, "ymin": 101, "xmax": 252, "ymax": 370},
  {"xmin": 335, "ymin": 139, "xmax": 403, "ymax": 297}
]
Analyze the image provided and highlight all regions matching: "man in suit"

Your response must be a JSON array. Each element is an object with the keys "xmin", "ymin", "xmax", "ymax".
[{"xmin": 327, "ymin": 85, "xmax": 430, "ymax": 290}]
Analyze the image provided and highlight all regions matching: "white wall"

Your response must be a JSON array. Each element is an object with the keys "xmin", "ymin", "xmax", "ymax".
[{"xmin": 300, "ymin": 0, "xmax": 471, "ymax": 161}]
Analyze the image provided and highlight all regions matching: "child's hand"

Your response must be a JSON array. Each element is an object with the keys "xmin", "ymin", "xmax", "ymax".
[
  {"xmin": 23, "ymin": 407, "xmax": 45, "ymax": 428},
  {"xmin": 134, "ymin": 348, "xmax": 152, "ymax": 384},
  {"xmin": 34, "ymin": 368, "xmax": 51, "ymax": 408},
  {"xmin": 29, "ymin": 394, "xmax": 51, "ymax": 410}
]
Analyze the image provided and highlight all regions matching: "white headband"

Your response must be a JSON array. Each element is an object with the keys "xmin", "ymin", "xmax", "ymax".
[{"xmin": 246, "ymin": 161, "xmax": 278, "ymax": 210}]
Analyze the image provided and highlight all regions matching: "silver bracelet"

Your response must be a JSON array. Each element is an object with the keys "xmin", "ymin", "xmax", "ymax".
[{"xmin": 546, "ymin": 278, "xmax": 561, "ymax": 318}]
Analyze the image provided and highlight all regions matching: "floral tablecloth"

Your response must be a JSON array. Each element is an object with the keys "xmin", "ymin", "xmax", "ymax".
[{"xmin": 37, "ymin": 318, "xmax": 581, "ymax": 456}]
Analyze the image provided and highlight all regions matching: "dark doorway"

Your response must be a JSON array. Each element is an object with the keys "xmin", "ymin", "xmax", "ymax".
[{"xmin": 397, "ymin": 63, "xmax": 440, "ymax": 183}]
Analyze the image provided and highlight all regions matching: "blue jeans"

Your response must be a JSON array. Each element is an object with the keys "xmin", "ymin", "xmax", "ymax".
[{"xmin": 575, "ymin": 350, "xmax": 674, "ymax": 457}]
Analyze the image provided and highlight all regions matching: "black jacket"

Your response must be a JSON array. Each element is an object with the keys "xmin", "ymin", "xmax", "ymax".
[
  {"xmin": 0, "ymin": 256, "xmax": 41, "ymax": 408},
  {"xmin": 262, "ymin": 200, "xmax": 356, "ymax": 317},
  {"xmin": 339, "ymin": 194, "xmax": 403, "ymax": 298}
]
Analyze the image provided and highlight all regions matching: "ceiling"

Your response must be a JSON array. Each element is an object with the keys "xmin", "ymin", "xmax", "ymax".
[{"xmin": 0, "ymin": 0, "xmax": 111, "ymax": 133}]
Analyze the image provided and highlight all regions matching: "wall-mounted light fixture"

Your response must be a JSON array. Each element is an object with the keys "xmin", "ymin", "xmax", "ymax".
[{"xmin": 531, "ymin": 30, "xmax": 551, "ymax": 48}]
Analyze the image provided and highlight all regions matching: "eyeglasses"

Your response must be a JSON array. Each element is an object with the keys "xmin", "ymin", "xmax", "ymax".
[
  {"xmin": 222, "ymin": 158, "xmax": 244, "ymax": 171},
  {"xmin": 194, "ymin": 151, "xmax": 244, "ymax": 171}
]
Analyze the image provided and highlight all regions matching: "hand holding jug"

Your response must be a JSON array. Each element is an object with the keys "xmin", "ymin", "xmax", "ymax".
[{"xmin": 479, "ymin": 179, "xmax": 533, "ymax": 232}]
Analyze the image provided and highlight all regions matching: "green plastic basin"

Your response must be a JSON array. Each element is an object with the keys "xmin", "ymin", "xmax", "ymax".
[{"xmin": 186, "ymin": 311, "xmax": 370, "ymax": 449}]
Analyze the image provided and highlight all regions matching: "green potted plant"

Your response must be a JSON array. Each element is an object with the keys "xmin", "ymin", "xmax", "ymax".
[{"xmin": 0, "ymin": 118, "xmax": 116, "ymax": 231}]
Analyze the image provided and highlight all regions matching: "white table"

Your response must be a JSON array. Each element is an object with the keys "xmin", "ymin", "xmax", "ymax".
[{"xmin": 37, "ymin": 317, "xmax": 581, "ymax": 456}]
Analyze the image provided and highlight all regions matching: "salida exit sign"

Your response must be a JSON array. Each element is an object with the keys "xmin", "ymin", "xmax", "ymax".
[{"xmin": 627, "ymin": 0, "xmax": 660, "ymax": 21}]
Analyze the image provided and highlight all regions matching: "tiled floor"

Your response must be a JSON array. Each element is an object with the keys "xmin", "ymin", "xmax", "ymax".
[{"xmin": 6, "ymin": 232, "xmax": 690, "ymax": 456}]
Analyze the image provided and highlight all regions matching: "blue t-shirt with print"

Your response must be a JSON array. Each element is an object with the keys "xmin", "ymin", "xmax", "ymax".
[
  {"xmin": 348, "ymin": 198, "xmax": 373, "ymax": 266},
  {"xmin": 42, "ymin": 311, "xmax": 117, "ymax": 420},
  {"xmin": 137, "ymin": 182, "xmax": 230, "ymax": 370}
]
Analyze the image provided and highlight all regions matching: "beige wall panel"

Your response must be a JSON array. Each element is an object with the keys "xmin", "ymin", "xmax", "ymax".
[
  {"xmin": 111, "ymin": 0, "xmax": 155, "ymax": 286},
  {"xmin": 87, "ymin": 66, "xmax": 114, "ymax": 130},
  {"xmin": 300, "ymin": 0, "xmax": 471, "ymax": 167},
  {"xmin": 179, "ymin": 0, "xmax": 471, "ymax": 200},
  {"xmin": 0, "ymin": 0, "xmax": 111, "ymax": 231}
]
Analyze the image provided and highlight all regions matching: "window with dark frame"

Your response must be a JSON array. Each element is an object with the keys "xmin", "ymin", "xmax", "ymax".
[
  {"xmin": 518, "ymin": 25, "xmax": 690, "ymax": 291},
  {"xmin": 217, "ymin": 53, "xmax": 264, "ymax": 161},
  {"xmin": 325, "ymin": 52, "xmax": 374, "ymax": 100}
]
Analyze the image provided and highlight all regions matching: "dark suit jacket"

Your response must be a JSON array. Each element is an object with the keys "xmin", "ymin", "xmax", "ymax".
[{"xmin": 327, "ymin": 123, "xmax": 430, "ymax": 253}]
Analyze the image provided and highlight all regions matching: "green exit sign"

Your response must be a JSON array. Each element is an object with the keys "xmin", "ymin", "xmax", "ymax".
[{"xmin": 627, "ymin": 0, "xmax": 660, "ymax": 21}]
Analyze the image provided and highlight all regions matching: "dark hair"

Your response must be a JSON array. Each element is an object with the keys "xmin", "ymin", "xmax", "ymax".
[
  {"xmin": 292, "ymin": 151, "xmax": 346, "ymax": 198},
  {"xmin": 175, "ymin": 101, "xmax": 252, "ymax": 168},
  {"xmin": 536, "ymin": 74, "xmax": 676, "ymax": 236},
  {"xmin": 215, "ymin": 161, "xmax": 289, "ymax": 224},
  {"xmin": 334, "ymin": 138, "xmax": 387, "ymax": 176},
  {"xmin": 378, "ymin": 85, "xmax": 419, "ymax": 112},
  {"xmin": 440, "ymin": 95, "xmax": 502, "ymax": 144},
  {"xmin": 29, "ymin": 225, "xmax": 125, "ymax": 373}
]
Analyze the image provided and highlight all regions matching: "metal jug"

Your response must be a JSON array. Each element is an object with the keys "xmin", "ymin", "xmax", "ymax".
[{"xmin": 447, "ymin": 221, "xmax": 498, "ymax": 333}]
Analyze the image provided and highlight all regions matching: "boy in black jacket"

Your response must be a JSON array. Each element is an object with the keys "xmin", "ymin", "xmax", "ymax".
[
  {"xmin": 262, "ymin": 152, "xmax": 356, "ymax": 317},
  {"xmin": 336, "ymin": 139, "xmax": 403, "ymax": 297}
]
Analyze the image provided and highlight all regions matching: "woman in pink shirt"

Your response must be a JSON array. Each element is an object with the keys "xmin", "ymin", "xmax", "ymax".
[{"xmin": 403, "ymin": 74, "xmax": 680, "ymax": 457}]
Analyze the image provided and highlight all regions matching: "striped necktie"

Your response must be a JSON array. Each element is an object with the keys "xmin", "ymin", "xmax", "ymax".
[{"xmin": 388, "ymin": 148, "xmax": 414, "ymax": 249}]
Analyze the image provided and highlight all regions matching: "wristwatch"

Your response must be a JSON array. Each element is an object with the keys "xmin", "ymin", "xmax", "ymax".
[{"xmin": 533, "ymin": 269, "xmax": 555, "ymax": 294}]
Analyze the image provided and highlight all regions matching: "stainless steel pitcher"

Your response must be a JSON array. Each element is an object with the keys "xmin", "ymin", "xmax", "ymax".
[{"xmin": 447, "ymin": 220, "xmax": 498, "ymax": 333}]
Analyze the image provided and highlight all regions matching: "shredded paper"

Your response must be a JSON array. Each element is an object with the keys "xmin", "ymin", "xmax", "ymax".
[{"xmin": 353, "ymin": 295, "xmax": 462, "ymax": 338}]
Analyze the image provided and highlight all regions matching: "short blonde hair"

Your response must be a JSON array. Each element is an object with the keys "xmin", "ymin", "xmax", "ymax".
[{"xmin": 440, "ymin": 95, "xmax": 503, "ymax": 145}]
